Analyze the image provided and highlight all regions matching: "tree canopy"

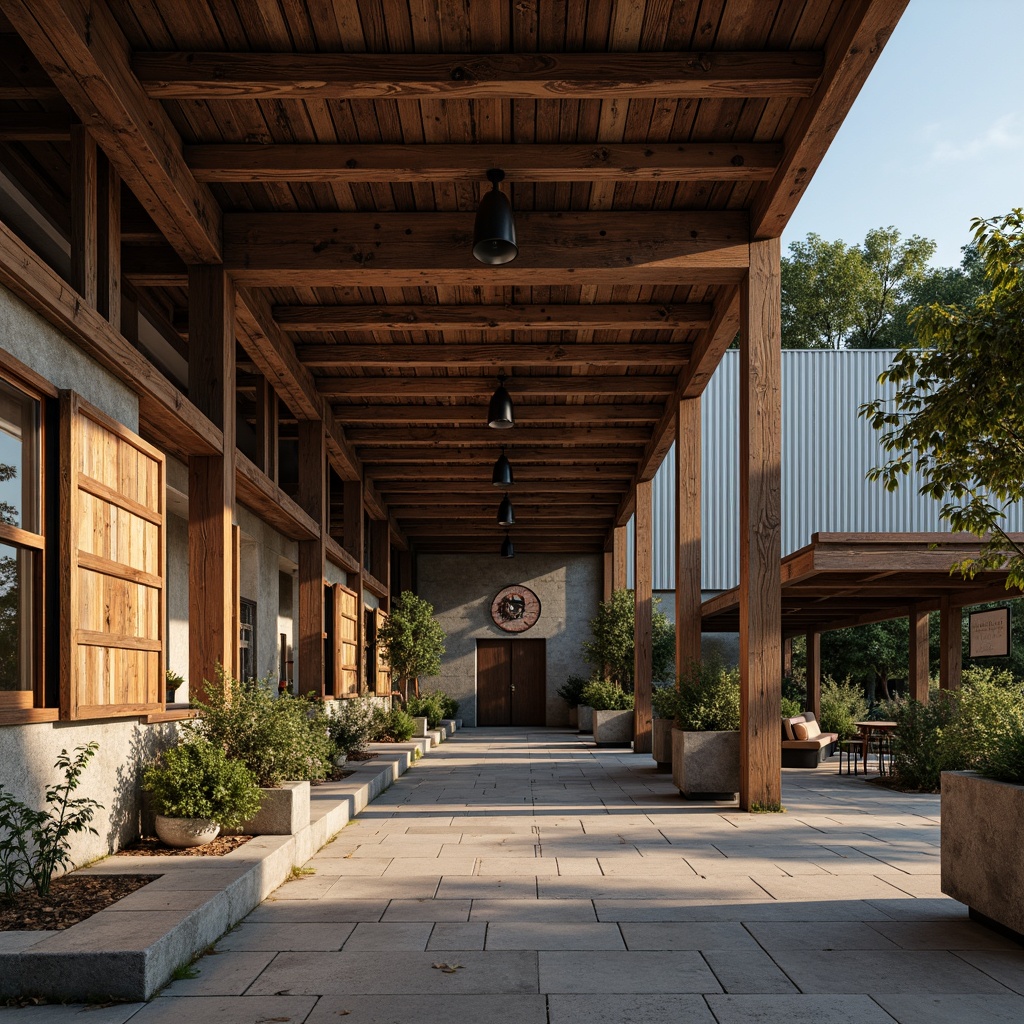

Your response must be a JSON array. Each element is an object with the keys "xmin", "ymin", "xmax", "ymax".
[
  {"xmin": 582, "ymin": 588, "xmax": 675, "ymax": 689},
  {"xmin": 377, "ymin": 590, "xmax": 446, "ymax": 699},
  {"xmin": 861, "ymin": 209, "xmax": 1024, "ymax": 588}
]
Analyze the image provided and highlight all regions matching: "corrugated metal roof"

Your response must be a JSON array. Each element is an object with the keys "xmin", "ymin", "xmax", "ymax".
[{"xmin": 628, "ymin": 350, "xmax": 1024, "ymax": 591}]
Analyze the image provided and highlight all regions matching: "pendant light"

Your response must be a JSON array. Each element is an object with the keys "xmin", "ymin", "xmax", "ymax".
[
  {"xmin": 491, "ymin": 447, "xmax": 514, "ymax": 487},
  {"xmin": 500, "ymin": 531, "xmax": 515, "ymax": 558},
  {"xmin": 487, "ymin": 373, "xmax": 515, "ymax": 429},
  {"xmin": 473, "ymin": 168, "xmax": 518, "ymax": 265},
  {"xmin": 497, "ymin": 492, "xmax": 515, "ymax": 527}
]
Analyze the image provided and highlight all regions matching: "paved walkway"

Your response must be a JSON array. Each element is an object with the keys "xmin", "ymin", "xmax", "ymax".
[{"xmin": 6, "ymin": 727, "xmax": 1024, "ymax": 1024}]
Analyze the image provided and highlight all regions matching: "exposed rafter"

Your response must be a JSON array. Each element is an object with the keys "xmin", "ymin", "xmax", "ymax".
[{"xmin": 316, "ymin": 376, "xmax": 677, "ymax": 398}]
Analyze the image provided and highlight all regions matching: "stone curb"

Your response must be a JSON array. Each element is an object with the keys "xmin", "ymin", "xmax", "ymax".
[{"xmin": 0, "ymin": 727, "xmax": 453, "ymax": 1002}]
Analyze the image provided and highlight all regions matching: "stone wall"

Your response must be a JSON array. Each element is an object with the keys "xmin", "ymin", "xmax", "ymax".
[{"xmin": 416, "ymin": 553, "xmax": 601, "ymax": 726}]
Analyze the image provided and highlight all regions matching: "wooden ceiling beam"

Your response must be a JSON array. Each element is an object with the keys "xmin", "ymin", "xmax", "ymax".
[
  {"xmin": 415, "ymin": 542, "xmax": 604, "ymax": 553},
  {"xmin": 4, "ymin": 0, "xmax": 221, "ymax": 264},
  {"xmin": 297, "ymin": 342, "xmax": 691, "ymax": 369},
  {"xmin": 223, "ymin": 211, "xmax": 748, "ymax": 287},
  {"xmin": 276, "ymin": 302, "xmax": 712, "ymax": 333},
  {"xmin": 186, "ymin": 142, "xmax": 782, "ymax": 183},
  {"xmin": 317, "ymin": 376, "xmax": 676, "ymax": 398},
  {"xmin": 363, "ymin": 447, "xmax": 641, "ymax": 465},
  {"xmin": 347, "ymin": 426, "xmax": 651, "ymax": 446},
  {"xmin": 135, "ymin": 51, "xmax": 823, "ymax": 100},
  {"xmin": 331, "ymin": 404, "xmax": 662, "ymax": 425},
  {"xmin": 376, "ymin": 476, "xmax": 629, "ymax": 489},
  {"xmin": 0, "ymin": 112, "xmax": 71, "ymax": 141}
]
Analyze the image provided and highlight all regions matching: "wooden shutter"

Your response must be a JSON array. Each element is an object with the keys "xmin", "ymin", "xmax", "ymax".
[
  {"xmin": 60, "ymin": 392, "xmax": 165, "ymax": 719},
  {"xmin": 374, "ymin": 608, "xmax": 391, "ymax": 696},
  {"xmin": 335, "ymin": 582, "xmax": 359, "ymax": 696}
]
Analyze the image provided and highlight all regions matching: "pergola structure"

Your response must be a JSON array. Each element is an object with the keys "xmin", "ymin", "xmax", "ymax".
[
  {"xmin": 0, "ymin": 0, "xmax": 909, "ymax": 809},
  {"xmin": 703, "ymin": 534, "xmax": 1024, "ymax": 716}
]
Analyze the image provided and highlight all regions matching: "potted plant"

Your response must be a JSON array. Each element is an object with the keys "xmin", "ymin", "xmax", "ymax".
[
  {"xmin": 165, "ymin": 668, "xmax": 185, "ymax": 704},
  {"xmin": 556, "ymin": 675, "xmax": 588, "ymax": 729},
  {"xmin": 581, "ymin": 678, "xmax": 634, "ymax": 748},
  {"xmin": 143, "ymin": 737, "xmax": 261, "ymax": 848},
  {"xmin": 672, "ymin": 661, "xmax": 741, "ymax": 799},
  {"xmin": 651, "ymin": 684, "xmax": 679, "ymax": 770},
  {"xmin": 377, "ymin": 591, "xmax": 447, "ymax": 702}
]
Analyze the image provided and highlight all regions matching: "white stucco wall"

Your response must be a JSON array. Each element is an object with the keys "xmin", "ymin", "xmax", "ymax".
[{"xmin": 416, "ymin": 553, "xmax": 601, "ymax": 727}]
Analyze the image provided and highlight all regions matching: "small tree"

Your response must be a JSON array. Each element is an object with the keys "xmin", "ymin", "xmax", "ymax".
[
  {"xmin": 582, "ymin": 588, "xmax": 674, "ymax": 690},
  {"xmin": 378, "ymin": 591, "xmax": 446, "ymax": 701},
  {"xmin": 861, "ymin": 209, "xmax": 1024, "ymax": 588}
]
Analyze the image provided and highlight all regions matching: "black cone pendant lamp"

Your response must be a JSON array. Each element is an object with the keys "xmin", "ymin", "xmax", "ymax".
[
  {"xmin": 492, "ymin": 447, "xmax": 514, "ymax": 487},
  {"xmin": 487, "ymin": 373, "xmax": 515, "ymax": 429},
  {"xmin": 497, "ymin": 492, "xmax": 515, "ymax": 527},
  {"xmin": 501, "ymin": 531, "xmax": 515, "ymax": 558},
  {"xmin": 473, "ymin": 168, "xmax": 518, "ymax": 265}
]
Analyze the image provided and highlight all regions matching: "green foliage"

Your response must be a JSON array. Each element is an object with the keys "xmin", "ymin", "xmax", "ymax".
[
  {"xmin": 651, "ymin": 683, "xmax": 681, "ymax": 720},
  {"xmin": 407, "ymin": 689, "xmax": 457, "ymax": 728},
  {"xmin": 378, "ymin": 591, "xmax": 446, "ymax": 694},
  {"xmin": 370, "ymin": 705, "xmax": 416, "ymax": 742},
  {"xmin": 818, "ymin": 677, "xmax": 869, "ymax": 739},
  {"xmin": 862, "ymin": 210, "xmax": 1024, "ymax": 588},
  {"xmin": 165, "ymin": 669, "xmax": 185, "ymax": 693},
  {"xmin": 327, "ymin": 697, "xmax": 378, "ymax": 757},
  {"xmin": 188, "ymin": 671, "xmax": 333, "ymax": 787},
  {"xmin": 0, "ymin": 743, "xmax": 102, "ymax": 898},
  {"xmin": 143, "ymin": 738, "xmax": 262, "ymax": 829},
  {"xmin": 822, "ymin": 619, "xmax": 908, "ymax": 701},
  {"xmin": 780, "ymin": 695, "xmax": 803, "ymax": 718},
  {"xmin": 890, "ymin": 669, "xmax": 1024, "ymax": 790},
  {"xmin": 556, "ymin": 675, "xmax": 589, "ymax": 709},
  {"xmin": 781, "ymin": 227, "xmax": 935, "ymax": 349},
  {"xmin": 581, "ymin": 588, "xmax": 674, "ymax": 689},
  {"xmin": 580, "ymin": 678, "xmax": 634, "ymax": 711},
  {"xmin": 674, "ymin": 661, "xmax": 740, "ymax": 732},
  {"xmin": 978, "ymin": 723, "xmax": 1024, "ymax": 785}
]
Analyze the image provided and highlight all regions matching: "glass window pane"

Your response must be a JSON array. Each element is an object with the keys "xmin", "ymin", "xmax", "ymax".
[
  {"xmin": 0, "ymin": 541, "xmax": 36, "ymax": 691},
  {"xmin": 0, "ymin": 378, "xmax": 40, "ymax": 533}
]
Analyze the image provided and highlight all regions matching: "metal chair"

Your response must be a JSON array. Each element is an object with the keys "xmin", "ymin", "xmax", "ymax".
[{"xmin": 838, "ymin": 737, "xmax": 862, "ymax": 775}]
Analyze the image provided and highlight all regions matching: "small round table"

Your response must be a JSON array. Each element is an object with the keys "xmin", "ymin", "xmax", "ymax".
[{"xmin": 853, "ymin": 720, "xmax": 898, "ymax": 775}]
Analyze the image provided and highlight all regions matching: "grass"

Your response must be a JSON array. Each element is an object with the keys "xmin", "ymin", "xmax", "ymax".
[
  {"xmin": 289, "ymin": 865, "xmax": 315, "ymax": 879},
  {"xmin": 171, "ymin": 963, "xmax": 200, "ymax": 982},
  {"xmin": 749, "ymin": 802, "xmax": 787, "ymax": 813}
]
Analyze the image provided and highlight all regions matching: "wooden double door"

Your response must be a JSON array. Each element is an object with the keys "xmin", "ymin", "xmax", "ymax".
[{"xmin": 477, "ymin": 639, "xmax": 546, "ymax": 726}]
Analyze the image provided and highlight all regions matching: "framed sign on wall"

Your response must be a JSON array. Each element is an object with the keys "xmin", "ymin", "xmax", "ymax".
[
  {"xmin": 969, "ymin": 607, "xmax": 1011, "ymax": 659},
  {"xmin": 490, "ymin": 585, "xmax": 541, "ymax": 633}
]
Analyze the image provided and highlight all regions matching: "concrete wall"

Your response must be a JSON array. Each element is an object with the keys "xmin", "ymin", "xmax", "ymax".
[
  {"xmin": 416, "ymin": 553, "xmax": 601, "ymax": 727},
  {"xmin": 654, "ymin": 589, "xmax": 741, "ymax": 669}
]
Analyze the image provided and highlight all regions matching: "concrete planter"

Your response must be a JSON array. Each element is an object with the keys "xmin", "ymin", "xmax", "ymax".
[
  {"xmin": 652, "ymin": 718, "xmax": 674, "ymax": 769},
  {"xmin": 413, "ymin": 716, "xmax": 430, "ymax": 737},
  {"xmin": 577, "ymin": 705, "xmax": 594, "ymax": 733},
  {"xmin": 154, "ymin": 815, "xmax": 220, "ymax": 848},
  {"xmin": 225, "ymin": 780, "xmax": 310, "ymax": 836},
  {"xmin": 568, "ymin": 706, "xmax": 578, "ymax": 728},
  {"xmin": 593, "ymin": 709, "xmax": 633, "ymax": 747},
  {"xmin": 672, "ymin": 729, "xmax": 740, "ymax": 799},
  {"xmin": 942, "ymin": 771, "xmax": 1024, "ymax": 937}
]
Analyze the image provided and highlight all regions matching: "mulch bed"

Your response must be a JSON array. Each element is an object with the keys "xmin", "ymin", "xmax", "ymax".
[
  {"xmin": 0, "ymin": 874, "xmax": 157, "ymax": 931},
  {"xmin": 113, "ymin": 834, "xmax": 253, "ymax": 857}
]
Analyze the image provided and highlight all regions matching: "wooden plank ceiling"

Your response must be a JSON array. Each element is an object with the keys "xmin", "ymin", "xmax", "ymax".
[{"xmin": 0, "ymin": 0, "xmax": 908, "ymax": 555}]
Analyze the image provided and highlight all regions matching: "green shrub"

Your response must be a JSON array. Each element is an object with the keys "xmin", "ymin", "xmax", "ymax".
[
  {"xmin": 818, "ymin": 677, "xmax": 869, "ymax": 739},
  {"xmin": 675, "ymin": 661, "xmax": 740, "ymax": 731},
  {"xmin": 188, "ymin": 672, "xmax": 333, "ymax": 787},
  {"xmin": 0, "ymin": 743, "xmax": 102, "ymax": 898},
  {"xmin": 580, "ymin": 678, "xmax": 634, "ymax": 711},
  {"xmin": 780, "ymin": 695, "xmax": 803, "ymax": 718},
  {"xmin": 556, "ymin": 675, "xmax": 589, "ymax": 709},
  {"xmin": 371, "ymin": 705, "xmax": 416, "ymax": 742},
  {"xmin": 328, "ymin": 697, "xmax": 378, "ymax": 757},
  {"xmin": 979, "ymin": 722, "xmax": 1024, "ymax": 784},
  {"xmin": 890, "ymin": 694, "xmax": 959, "ymax": 791},
  {"xmin": 143, "ymin": 738, "xmax": 262, "ymax": 829},
  {"xmin": 651, "ymin": 683, "xmax": 680, "ymax": 720},
  {"xmin": 407, "ymin": 690, "xmax": 456, "ymax": 728}
]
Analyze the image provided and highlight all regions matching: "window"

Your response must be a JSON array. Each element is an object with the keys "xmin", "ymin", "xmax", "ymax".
[
  {"xmin": 0, "ymin": 374, "xmax": 44, "ymax": 720},
  {"xmin": 239, "ymin": 598, "xmax": 256, "ymax": 683}
]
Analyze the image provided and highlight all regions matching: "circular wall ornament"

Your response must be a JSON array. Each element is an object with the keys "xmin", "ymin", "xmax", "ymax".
[{"xmin": 490, "ymin": 584, "xmax": 541, "ymax": 633}]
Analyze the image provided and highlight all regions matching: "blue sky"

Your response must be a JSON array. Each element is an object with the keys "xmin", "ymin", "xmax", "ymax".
[{"xmin": 782, "ymin": 0, "xmax": 1024, "ymax": 268}]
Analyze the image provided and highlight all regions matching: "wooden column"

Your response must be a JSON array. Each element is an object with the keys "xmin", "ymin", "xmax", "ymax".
[
  {"xmin": 782, "ymin": 637, "xmax": 793, "ymax": 677},
  {"xmin": 399, "ymin": 550, "xmax": 413, "ymax": 595},
  {"xmin": 188, "ymin": 265, "xmax": 235, "ymax": 702},
  {"xmin": 254, "ymin": 376, "xmax": 278, "ymax": 483},
  {"xmin": 612, "ymin": 524, "xmax": 628, "ymax": 593},
  {"xmin": 371, "ymin": 519, "xmax": 390, "ymax": 610},
  {"xmin": 297, "ymin": 421, "xmax": 326, "ymax": 696},
  {"xmin": 805, "ymin": 631, "xmax": 821, "ymax": 719},
  {"xmin": 96, "ymin": 153, "xmax": 120, "ymax": 327},
  {"xmin": 909, "ymin": 607, "xmax": 930, "ymax": 703},
  {"xmin": 602, "ymin": 549, "xmax": 614, "ymax": 603},
  {"xmin": 70, "ymin": 125, "xmax": 98, "ymax": 307},
  {"xmin": 739, "ymin": 236, "xmax": 782, "ymax": 811},
  {"xmin": 344, "ymin": 480, "xmax": 365, "ymax": 692},
  {"xmin": 633, "ymin": 478, "xmax": 653, "ymax": 754},
  {"xmin": 675, "ymin": 397, "xmax": 702, "ymax": 679},
  {"xmin": 939, "ymin": 597, "xmax": 962, "ymax": 690}
]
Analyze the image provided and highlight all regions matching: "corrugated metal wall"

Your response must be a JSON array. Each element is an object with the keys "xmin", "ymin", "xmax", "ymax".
[{"xmin": 628, "ymin": 350, "xmax": 1024, "ymax": 592}]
